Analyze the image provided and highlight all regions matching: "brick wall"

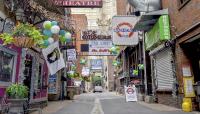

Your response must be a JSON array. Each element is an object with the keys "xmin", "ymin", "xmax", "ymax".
[
  {"xmin": 162, "ymin": 0, "xmax": 200, "ymax": 38},
  {"xmin": 157, "ymin": 92, "xmax": 183, "ymax": 108},
  {"xmin": 71, "ymin": 14, "xmax": 88, "ymax": 75}
]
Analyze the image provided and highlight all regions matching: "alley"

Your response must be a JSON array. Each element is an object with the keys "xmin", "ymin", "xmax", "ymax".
[{"xmin": 46, "ymin": 92, "xmax": 192, "ymax": 114}]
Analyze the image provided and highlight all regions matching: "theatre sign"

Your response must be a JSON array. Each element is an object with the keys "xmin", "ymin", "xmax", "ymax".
[{"xmin": 54, "ymin": 0, "xmax": 103, "ymax": 8}]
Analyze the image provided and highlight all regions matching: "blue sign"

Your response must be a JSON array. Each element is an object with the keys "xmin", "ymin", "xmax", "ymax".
[{"xmin": 48, "ymin": 74, "xmax": 57, "ymax": 94}]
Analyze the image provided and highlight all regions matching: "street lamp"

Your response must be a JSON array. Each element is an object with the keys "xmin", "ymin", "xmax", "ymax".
[{"xmin": 15, "ymin": 8, "xmax": 25, "ymax": 22}]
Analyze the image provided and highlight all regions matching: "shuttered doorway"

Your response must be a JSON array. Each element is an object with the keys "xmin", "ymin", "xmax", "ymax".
[{"xmin": 154, "ymin": 48, "xmax": 173, "ymax": 91}]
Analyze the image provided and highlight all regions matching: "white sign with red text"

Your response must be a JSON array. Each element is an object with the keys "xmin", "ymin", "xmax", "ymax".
[
  {"xmin": 125, "ymin": 85, "xmax": 137, "ymax": 102},
  {"xmin": 89, "ymin": 40, "xmax": 113, "ymax": 55},
  {"xmin": 112, "ymin": 16, "xmax": 139, "ymax": 46}
]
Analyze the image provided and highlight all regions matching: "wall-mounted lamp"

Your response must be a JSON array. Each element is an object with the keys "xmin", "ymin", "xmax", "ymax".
[{"xmin": 15, "ymin": 8, "xmax": 25, "ymax": 22}]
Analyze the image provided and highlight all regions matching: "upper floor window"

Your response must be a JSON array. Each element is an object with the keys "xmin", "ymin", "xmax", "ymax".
[{"xmin": 178, "ymin": 0, "xmax": 191, "ymax": 10}]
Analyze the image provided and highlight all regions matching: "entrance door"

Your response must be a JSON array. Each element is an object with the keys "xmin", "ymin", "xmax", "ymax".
[{"xmin": 23, "ymin": 54, "xmax": 33, "ymax": 100}]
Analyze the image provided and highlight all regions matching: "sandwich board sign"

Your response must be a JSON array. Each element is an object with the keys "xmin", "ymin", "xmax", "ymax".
[{"xmin": 125, "ymin": 85, "xmax": 137, "ymax": 102}]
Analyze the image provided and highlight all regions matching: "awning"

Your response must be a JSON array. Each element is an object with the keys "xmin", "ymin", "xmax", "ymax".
[{"xmin": 134, "ymin": 9, "xmax": 169, "ymax": 31}]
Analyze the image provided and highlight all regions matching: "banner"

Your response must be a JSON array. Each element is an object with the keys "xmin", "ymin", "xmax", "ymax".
[
  {"xmin": 48, "ymin": 74, "xmax": 57, "ymax": 94},
  {"xmin": 81, "ymin": 29, "xmax": 111, "ymax": 40},
  {"xmin": 89, "ymin": 40, "xmax": 113, "ymax": 55},
  {"xmin": 112, "ymin": 16, "xmax": 138, "ymax": 45},
  {"xmin": 125, "ymin": 85, "xmax": 137, "ymax": 102},
  {"xmin": 67, "ymin": 49, "xmax": 77, "ymax": 61},
  {"xmin": 54, "ymin": 0, "xmax": 103, "ymax": 8},
  {"xmin": 42, "ymin": 42, "xmax": 65, "ymax": 75},
  {"xmin": 90, "ymin": 59, "xmax": 103, "ymax": 70}
]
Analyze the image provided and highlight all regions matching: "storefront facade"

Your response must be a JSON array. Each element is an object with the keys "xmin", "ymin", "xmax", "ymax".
[
  {"xmin": 145, "ymin": 15, "xmax": 179, "ymax": 107},
  {"xmin": 22, "ymin": 49, "xmax": 48, "ymax": 105},
  {"xmin": 0, "ymin": 1, "xmax": 22, "ymax": 97}
]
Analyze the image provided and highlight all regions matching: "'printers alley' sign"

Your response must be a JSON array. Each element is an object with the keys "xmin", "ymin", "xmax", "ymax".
[
  {"xmin": 81, "ymin": 30, "xmax": 111, "ymax": 40},
  {"xmin": 54, "ymin": 0, "xmax": 103, "ymax": 8}
]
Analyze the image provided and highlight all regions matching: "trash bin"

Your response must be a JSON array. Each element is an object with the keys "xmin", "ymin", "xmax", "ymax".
[{"xmin": 66, "ymin": 86, "xmax": 76, "ymax": 100}]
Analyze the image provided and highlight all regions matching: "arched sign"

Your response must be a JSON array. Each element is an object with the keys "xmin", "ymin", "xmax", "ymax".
[{"xmin": 112, "ymin": 16, "xmax": 139, "ymax": 46}]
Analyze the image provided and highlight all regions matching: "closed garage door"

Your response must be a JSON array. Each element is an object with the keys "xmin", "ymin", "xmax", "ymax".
[{"xmin": 154, "ymin": 48, "xmax": 173, "ymax": 91}]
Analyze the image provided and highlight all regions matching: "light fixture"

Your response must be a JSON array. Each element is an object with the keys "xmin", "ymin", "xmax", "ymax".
[{"xmin": 15, "ymin": 8, "xmax": 25, "ymax": 22}]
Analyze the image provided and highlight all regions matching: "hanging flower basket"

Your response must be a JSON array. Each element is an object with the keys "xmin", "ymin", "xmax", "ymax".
[{"xmin": 13, "ymin": 36, "xmax": 35, "ymax": 48}]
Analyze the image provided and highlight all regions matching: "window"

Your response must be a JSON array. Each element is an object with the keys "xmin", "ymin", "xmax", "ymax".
[
  {"xmin": 178, "ymin": 0, "xmax": 191, "ymax": 9},
  {"xmin": 0, "ymin": 48, "xmax": 16, "ymax": 83}
]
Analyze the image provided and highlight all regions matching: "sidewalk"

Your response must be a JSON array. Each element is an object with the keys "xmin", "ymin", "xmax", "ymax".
[
  {"xmin": 31, "ymin": 100, "xmax": 72, "ymax": 114},
  {"xmin": 113, "ymin": 91, "xmax": 199, "ymax": 113}
]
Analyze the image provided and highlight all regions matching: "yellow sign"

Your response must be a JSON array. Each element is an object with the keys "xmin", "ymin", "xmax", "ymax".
[{"xmin": 183, "ymin": 77, "xmax": 195, "ymax": 97}]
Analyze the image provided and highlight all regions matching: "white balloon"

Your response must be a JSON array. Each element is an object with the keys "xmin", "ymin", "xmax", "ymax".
[
  {"xmin": 51, "ymin": 25, "xmax": 60, "ymax": 34},
  {"xmin": 48, "ymin": 37, "xmax": 54, "ymax": 44},
  {"xmin": 65, "ymin": 32, "xmax": 72, "ymax": 39}
]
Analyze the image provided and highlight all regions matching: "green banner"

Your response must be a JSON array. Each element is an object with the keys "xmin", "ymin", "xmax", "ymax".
[{"xmin": 145, "ymin": 15, "xmax": 171, "ymax": 50}]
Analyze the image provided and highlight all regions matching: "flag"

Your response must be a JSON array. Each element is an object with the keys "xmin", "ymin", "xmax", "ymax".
[{"xmin": 42, "ymin": 41, "xmax": 65, "ymax": 75}]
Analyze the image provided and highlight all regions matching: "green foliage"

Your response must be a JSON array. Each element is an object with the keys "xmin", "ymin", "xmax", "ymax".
[
  {"xmin": 0, "ymin": 33, "xmax": 14, "ymax": 45},
  {"xmin": 13, "ymin": 23, "xmax": 44, "ymax": 42},
  {"xmin": 6, "ymin": 84, "xmax": 29, "ymax": 99},
  {"xmin": 0, "ymin": 23, "xmax": 44, "ymax": 46}
]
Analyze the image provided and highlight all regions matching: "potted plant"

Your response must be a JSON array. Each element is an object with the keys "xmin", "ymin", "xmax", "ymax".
[
  {"xmin": 6, "ymin": 84, "xmax": 29, "ymax": 113},
  {"xmin": 0, "ymin": 23, "xmax": 44, "ymax": 48}
]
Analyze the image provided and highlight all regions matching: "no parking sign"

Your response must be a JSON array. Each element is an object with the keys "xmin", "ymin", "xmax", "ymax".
[{"xmin": 125, "ymin": 85, "xmax": 137, "ymax": 102}]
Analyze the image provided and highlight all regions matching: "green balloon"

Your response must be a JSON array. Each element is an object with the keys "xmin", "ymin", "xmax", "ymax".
[
  {"xmin": 43, "ymin": 21, "xmax": 52, "ymax": 30},
  {"xmin": 60, "ymin": 36, "xmax": 66, "ymax": 43}
]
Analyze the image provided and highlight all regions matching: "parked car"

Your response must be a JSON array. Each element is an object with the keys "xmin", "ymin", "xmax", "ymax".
[{"xmin": 93, "ymin": 86, "xmax": 103, "ymax": 93}]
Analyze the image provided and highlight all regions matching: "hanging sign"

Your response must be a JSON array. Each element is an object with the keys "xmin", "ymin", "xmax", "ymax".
[
  {"xmin": 90, "ymin": 59, "xmax": 103, "ymax": 70},
  {"xmin": 81, "ymin": 29, "xmax": 111, "ymax": 40},
  {"xmin": 54, "ymin": 0, "xmax": 103, "ymax": 8},
  {"xmin": 112, "ymin": 16, "xmax": 138, "ymax": 45},
  {"xmin": 81, "ymin": 67, "xmax": 90, "ymax": 77},
  {"xmin": 42, "ymin": 41, "xmax": 65, "ymax": 75},
  {"xmin": 125, "ymin": 85, "xmax": 138, "ymax": 102},
  {"xmin": 89, "ymin": 40, "xmax": 113, "ymax": 55},
  {"xmin": 67, "ymin": 49, "xmax": 77, "ymax": 61}
]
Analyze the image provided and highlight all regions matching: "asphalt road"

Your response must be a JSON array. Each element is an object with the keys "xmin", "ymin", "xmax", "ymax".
[{"xmin": 54, "ymin": 92, "xmax": 193, "ymax": 114}]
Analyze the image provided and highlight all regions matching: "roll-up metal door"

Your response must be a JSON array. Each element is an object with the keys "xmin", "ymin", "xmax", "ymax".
[{"xmin": 154, "ymin": 48, "xmax": 173, "ymax": 91}]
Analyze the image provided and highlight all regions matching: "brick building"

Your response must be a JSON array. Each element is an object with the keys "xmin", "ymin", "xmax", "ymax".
[{"xmin": 162, "ymin": 0, "xmax": 200, "ymax": 109}]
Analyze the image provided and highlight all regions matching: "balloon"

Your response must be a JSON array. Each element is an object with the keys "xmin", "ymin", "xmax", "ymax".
[
  {"xmin": 51, "ymin": 25, "xmax": 60, "ymax": 34},
  {"xmin": 60, "ymin": 36, "xmax": 66, "ymax": 43},
  {"xmin": 66, "ymin": 38, "xmax": 71, "ymax": 43},
  {"xmin": 48, "ymin": 37, "xmax": 54, "ymax": 44},
  {"xmin": 43, "ymin": 35, "xmax": 49, "ymax": 40},
  {"xmin": 43, "ymin": 29, "xmax": 52, "ymax": 37},
  {"xmin": 43, "ymin": 21, "xmax": 52, "ymax": 30},
  {"xmin": 59, "ymin": 30, "xmax": 66, "ymax": 36},
  {"xmin": 43, "ymin": 40, "xmax": 49, "ymax": 46},
  {"xmin": 65, "ymin": 32, "xmax": 71, "ymax": 39},
  {"xmin": 51, "ymin": 21, "xmax": 58, "ymax": 26}
]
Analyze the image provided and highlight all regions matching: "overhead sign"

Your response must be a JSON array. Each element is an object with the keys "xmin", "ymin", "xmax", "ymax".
[
  {"xmin": 112, "ymin": 16, "xmax": 139, "ymax": 46},
  {"xmin": 67, "ymin": 49, "xmax": 76, "ymax": 61},
  {"xmin": 81, "ymin": 67, "xmax": 90, "ymax": 77},
  {"xmin": 90, "ymin": 59, "xmax": 103, "ymax": 70},
  {"xmin": 89, "ymin": 40, "xmax": 113, "ymax": 55},
  {"xmin": 54, "ymin": 0, "xmax": 103, "ymax": 8},
  {"xmin": 81, "ymin": 30, "xmax": 111, "ymax": 40},
  {"xmin": 42, "ymin": 42, "xmax": 65, "ymax": 75},
  {"xmin": 125, "ymin": 85, "xmax": 137, "ymax": 102}
]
